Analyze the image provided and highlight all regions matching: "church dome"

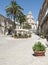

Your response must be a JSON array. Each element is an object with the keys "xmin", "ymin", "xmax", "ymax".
[
  {"xmin": 26, "ymin": 11, "xmax": 34, "ymax": 19},
  {"xmin": 26, "ymin": 11, "xmax": 37, "ymax": 24},
  {"xmin": 28, "ymin": 11, "xmax": 32, "ymax": 15}
]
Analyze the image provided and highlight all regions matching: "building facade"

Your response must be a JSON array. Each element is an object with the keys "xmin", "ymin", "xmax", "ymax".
[
  {"xmin": 26, "ymin": 11, "xmax": 37, "ymax": 32},
  {"xmin": 0, "ymin": 11, "xmax": 38, "ymax": 35},
  {"xmin": 0, "ymin": 14, "xmax": 21, "ymax": 35},
  {"xmin": 38, "ymin": 0, "xmax": 48, "ymax": 35},
  {"xmin": 0, "ymin": 14, "xmax": 13, "ymax": 34}
]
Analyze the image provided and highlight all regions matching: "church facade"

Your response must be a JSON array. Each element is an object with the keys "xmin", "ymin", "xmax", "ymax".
[{"xmin": 26, "ymin": 11, "xmax": 37, "ymax": 32}]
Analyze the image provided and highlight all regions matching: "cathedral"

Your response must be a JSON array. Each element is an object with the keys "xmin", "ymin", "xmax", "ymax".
[{"xmin": 26, "ymin": 11, "xmax": 37, "ymax": 32}]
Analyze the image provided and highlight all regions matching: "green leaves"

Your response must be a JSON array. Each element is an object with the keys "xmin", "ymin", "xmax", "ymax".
[
  {"xmin": 5, "ymin": 0, "xmax": 23, "ymax": 20},
  {"xmin": 17, "ymin": 13, "xmax": 26, "ymax": 28},
  {"xmin": 5, "ymin": 0, "xmax": 24, "ymax": 29},
  {"xmin": 23, "ymin": 22, "xmax": 32, "ymax": 29},
  {"xmin": 32, "ymin": 41, "xmax": 46, "ymax": 51}
]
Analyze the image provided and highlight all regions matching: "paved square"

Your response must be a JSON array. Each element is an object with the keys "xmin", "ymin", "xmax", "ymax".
[{"xmin": 0, "ymin": 33, "xmax": 48, "ymax": 65}]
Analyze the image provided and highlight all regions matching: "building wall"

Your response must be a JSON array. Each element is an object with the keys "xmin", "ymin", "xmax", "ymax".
[
  {"xmin": 38, "ymin": 0, "xmax": 48, "ymax": 34},
  {"xmin": 0, "ymin": 15, "xmax": 5, "ymax": 34},
  {"xmin": 0, "ymin": 14, "xmax": 13, "ymax": 35},
  {"xmin": 41, "ymin": 17, "xmax": 48, "ymax": 34}
]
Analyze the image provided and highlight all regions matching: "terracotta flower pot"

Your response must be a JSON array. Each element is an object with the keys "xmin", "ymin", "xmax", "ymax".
[{"xmin": 34, "ymin": 51, "xmax": 45, "ymax": 56}]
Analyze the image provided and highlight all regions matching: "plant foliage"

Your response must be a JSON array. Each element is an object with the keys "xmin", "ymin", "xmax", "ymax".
[{"xmin": 32, "ymin": 41, "xmax": 46, "ymax": 51}]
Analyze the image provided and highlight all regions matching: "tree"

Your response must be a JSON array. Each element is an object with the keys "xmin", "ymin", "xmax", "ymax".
[
  {"xmin": 5, "ymin": 0, "xmax": 23, "ymax": 29},
  {"xmin": 23, "ymin": 22, "xmax": 32, "ymax": 29},
  {"xmin": 17, "ymin": 12, "xmax": 26, "ymax": 28}
]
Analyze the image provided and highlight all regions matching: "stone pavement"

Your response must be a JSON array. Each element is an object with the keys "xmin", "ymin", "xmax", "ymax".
[{"xmin": 0, "ymin": 33, "xmax": 48, "ymax": 65}]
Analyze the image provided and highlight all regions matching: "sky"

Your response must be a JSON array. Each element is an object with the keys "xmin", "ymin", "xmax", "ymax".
[{"xmin": 0, "ymin": 0, "xmax": 44, "ymax": 21}]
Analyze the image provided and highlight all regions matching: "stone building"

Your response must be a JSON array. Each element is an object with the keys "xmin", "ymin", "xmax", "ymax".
[
  {"xmin": 0, "ymin": 14, "xmax": 21, "ymax": 35},
  {"xmin": 26, "ymin": 11, "xmax": 37, "ymax": 32},
  {"xmin": 0, "ymin": 11, "xmax": 38, "ymax": 35},
  {"xmin": 0, "ymin": 14, "xmax": 13, "ymax": 34},
  {"xmin": 38, "ymin": 0, "xmax": 48, "ymax": 35}
]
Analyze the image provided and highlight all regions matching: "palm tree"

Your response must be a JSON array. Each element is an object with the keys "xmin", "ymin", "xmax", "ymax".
[
  {"xmin": 5, "ymin": 0, "xmax": 23, "ymax": 29},
  {"xmin": 17, "ymin": 12, "xmax": 26, "ymax": 29}
]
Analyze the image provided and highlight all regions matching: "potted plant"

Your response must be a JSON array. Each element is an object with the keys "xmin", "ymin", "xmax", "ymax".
[{"xmin": 32, "ymin": 41, "xmax": 46, "ymax": 56}]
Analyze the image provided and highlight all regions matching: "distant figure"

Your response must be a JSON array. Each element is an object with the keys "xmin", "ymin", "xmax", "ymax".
[{"xmin": 8, "ymin": 26, "xmax": 12, "ymax": 35}]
